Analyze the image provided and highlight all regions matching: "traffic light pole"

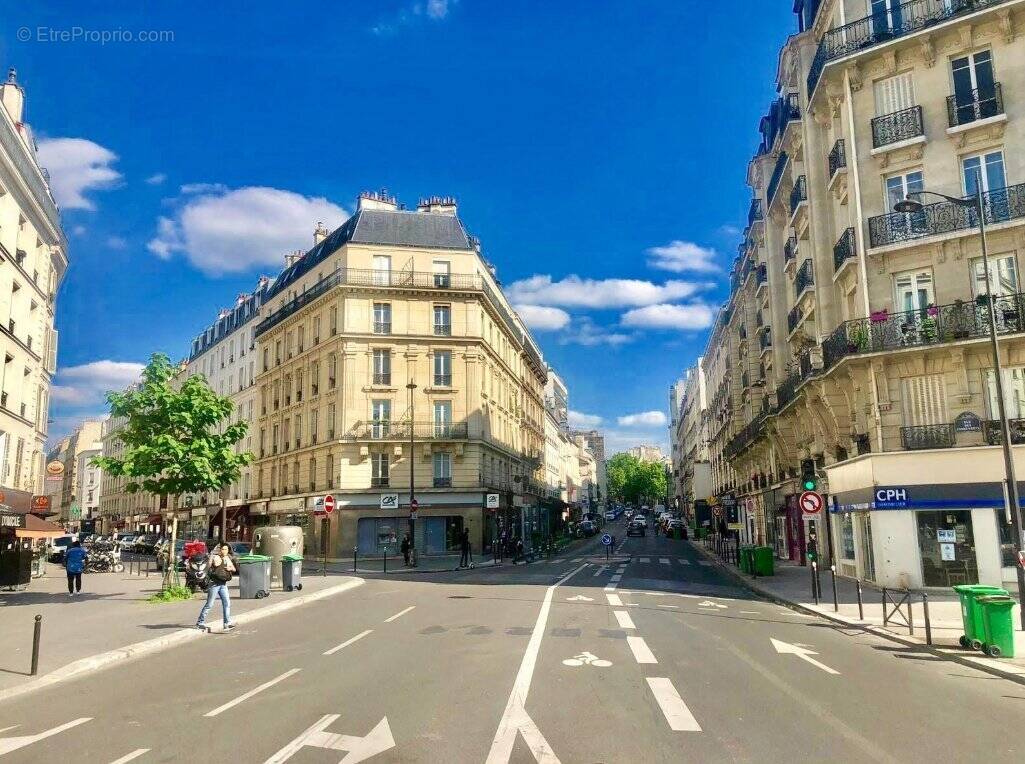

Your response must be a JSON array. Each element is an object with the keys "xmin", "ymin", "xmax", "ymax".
[{"xmin": 407, "ymin": 381, "xmax": 417, "ymax": 568}]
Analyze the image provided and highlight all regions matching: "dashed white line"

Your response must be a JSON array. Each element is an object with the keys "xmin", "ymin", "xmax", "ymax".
[
  {"xmin": 384, "ymin": 606, "xmax": 415, "ymax": 623},
  {"xmin": 613, "ymin": 610, "xmax": 636, "ymax": 629},
  {"xmin": 639, "ymin": 557, "xmax": 650, "ymax": 563},
  {"xmin": 647, "ymin": 678, "xmax": 702, "ymax": 732},
  {"xmin": 697, "ymin": 561, "xmax": 711, "ymax": 567},
  {"xmin": 659, "ymin": 558, "xmax": 670, "ymax": 565},
  {"xmin": 593, "ymin": 564, "xmax": 608, "ymax": 577},
  {"xmin": 657, "ymin": 604, "xmax": 679, "ymax": 609},
  {"xmin": 626, "ymin": 636, "xmax": 658, "ymax": 664},
  {"xmin": 606, "ymin": 593, "xmax": 623, "ymax": 606},
  {"xmin": 677, "ymin": 558, "xmax": 691, "ymax": 565},
  {"xmin": 610, "ymin": 574, "xmax": 622, "ymax": 583},
  {"xmin": 109, "ymin": 750, "xmax": 150, "ymax": 764},
  {"xmin": 323, "ymin": 629, "xmax": 374, "ymax": 655},
  {"xmin": 203, "ymin": 668, "xmax": 301, "ymax": 717}
]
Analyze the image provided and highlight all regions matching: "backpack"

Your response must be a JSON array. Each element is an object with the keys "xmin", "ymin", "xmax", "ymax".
[{"xmin": 209, "ymin": 558, "xmax": 233, "ymax": 583}]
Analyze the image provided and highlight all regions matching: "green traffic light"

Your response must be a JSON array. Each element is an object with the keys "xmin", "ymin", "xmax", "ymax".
[{"xmin": 803, "ymin": 479, "xmax": 816, "ymax": 491}]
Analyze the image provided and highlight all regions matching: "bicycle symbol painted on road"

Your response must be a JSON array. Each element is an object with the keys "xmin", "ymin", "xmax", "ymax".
[{"xmin": 562, "ymin": 652, "xmax": 612, "ymax": 668}]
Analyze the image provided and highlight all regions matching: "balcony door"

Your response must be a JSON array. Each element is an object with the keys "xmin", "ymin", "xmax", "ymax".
[
  {"xmin": 971, "ymin": 253, "xmax": 1017, "ymax": 299},
  {"xmin": 985, "ymin": 367, "xmax": 1025, "ymax": 421},
  {"xmin": 869, "ymin": 0, "xmax": 902, "ymax": 39},
  {"xmin": 434, "ymin": 400, "xmax": 452, "ymax": 437},
  {"xmin": 432, "ymin": 260, "xmax": 451, "ymax": 288},
  {"xmin": 371, "ymin": 399, "xmax": 391, "ymax": 438},
  {"xmin": 372, "ymin": 255, "xmax": 392, "ymax": 286},
  {"xmin": 874, "ymin": 72, "xmax": 914, "ymax": 118},
  {"xmin": 894, "ymin": 269, "xmax": 934, "ymax": 314},
  {"xmin": 951, "ymin": 50, "xmax": 996, "ymax": 123},
  {"xmin": 885, "ymin": 170, "xmax": 927, "ymax": 238}
]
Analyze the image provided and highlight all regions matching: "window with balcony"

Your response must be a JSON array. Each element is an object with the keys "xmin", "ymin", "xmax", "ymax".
[
  {"xmin": 371, "ymin": 452, "xmax": 390, "ymax": 487},
  {"xmin": 328, "ymin": 353, "xmax": 337, "ymax": 388},
  {"xmin": 327, "ymin": 403, "xmax": 336, "ymax": 439},
  {"xmin": 371, "ymin": 399, "xmax": 391, "ymax": 438},
  {"xmin": 297, "ymin": 325, "xmax": 304, "ymax": 353},
  {"xmin": 434, "ymin": 400, "xmax": 452, "ymax": 437},
  {"xmin": 373, "ymin": 302, "xmax": 392, "ymax": 334},
  {"xmin": 884, "ymin": 170, "xmax": 926, "ymax": 238},
  {"xmin": 433, "ymin": 452, "xmax": 452, "ymax": 488},
  {"xmin": 326, "ymin": 454, "xmax": 334, "ymax": 488},
  {"xmin": 985, "ymin": 367, "xmax": 1025, "ymax": 420},
  {"xmin": 432, "ymin": 260, "xmax": 451, "ymax": 288},
  {"xmin": 310, "ymin": 408, "xmax": 319, "ymax": 444},
  {"xmin": 963, "ymin": 150, "xmax": 1006, "ymax": 199},
  {"xmin": 434, "ymin": 350, "xmax": 452, "ymax": 387},
  {"xmin": 895, "ymin": 269, "xmax": 934, "ymax": 313},
  {"xmin": 311, "ymin": 362, "xmax": 319, "ymax": 396},
  {"xmin": 312, "ymin": 316, "xmax": 320, "ymax": 345},
  {"xmin": 971, "ymin": 253, "xmax": 1017, "ymax": 299},
  {"xmin": 329, "ymin": 306, "xmax": 338, "ymax": 336},
  {"xmin": 950, "ymin": 50, "xmax": 998, "ymax": 126},
  {"xmin": 434, "ymin": 305, "xmax": 451, "ymax": 336},
  {"xmin": 373, "ymin": 349, "xmax": 392, "ymax": 385},
  {"xmin": 872, "ymin": 72, "xmax": 921, "ymax": 147},
  {"xmin": 372, "ymin": 255, "xmax": 391, "ymax": 286},
  {"xmin": 272, "ymin": 424, "xmax": 279, "ymax": 455}
]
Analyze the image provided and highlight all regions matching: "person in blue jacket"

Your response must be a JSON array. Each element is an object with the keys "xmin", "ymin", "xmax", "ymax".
[{"xmin": 65, "ymin": 540, "xmax": 87, "ymax": 596}]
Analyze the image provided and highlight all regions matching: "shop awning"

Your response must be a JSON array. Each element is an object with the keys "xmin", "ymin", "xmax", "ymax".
[
  {"xmin": 16, "ymin": 514, "xmax": 65, "ymax": 539},
  {"xmin": 146, "ymin": 514, "xmax": 164, "ymax": 524}
]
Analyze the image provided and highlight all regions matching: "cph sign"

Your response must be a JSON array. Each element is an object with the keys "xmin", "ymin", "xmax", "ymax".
[{"xmin": 874, "ymin": 487, "xmax": 909, "ymax": 509}]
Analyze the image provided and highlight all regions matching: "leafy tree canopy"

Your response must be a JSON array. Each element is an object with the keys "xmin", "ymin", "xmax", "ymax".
[{"xmin": 606, "ymin": 453, "xmax": 668, "ymax": 505}]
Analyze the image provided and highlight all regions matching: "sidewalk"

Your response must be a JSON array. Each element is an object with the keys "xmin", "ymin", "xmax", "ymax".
[
  {"xmin": 689, "ymin": 540, "xmax": 1025, "ymax": 683},
  {"xmin": 0, "ymin": 563, "xmax": 362, "ymax": 701}
]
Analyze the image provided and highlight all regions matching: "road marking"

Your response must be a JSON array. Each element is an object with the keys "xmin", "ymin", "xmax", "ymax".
[
  {"xmin": 606, "ymin": 593, "xmax": 623, "ymax": 606},
  {"xmin": 384, "ymin": 606, "xmax": 415, "ymax": 623},
  {"xmin": 204, "ymin": 668, "xmax": 301, "ymax": 717},
  {"xmin": 264, "ymin": 715, "xmax": 395, "ymax": 764},
  {"xmin": 626, "ymin": 636, "xmax": 658, "ymax": 664},
  {"xmin": 697, "ymin": 561, "xmax": 711, "ymax": 566},
  {"xmin": 646, "ymin": 678, "xmax": 701, "ymax": 732},
  {"xmin": 657, "ymin": 604, "xmax": 679, "ymax": 609},
  {"xmin": 0, "ymin": 718, "xmax": 91, "ymax": 756},
  {"xmin": 486, "ymin": 564, "xmax": 586, "ymax": 763},
  {"xmin": 610, "ymin": 574, "xmax": 622, "ymax": 583},
  {"xmin": 698, "ymin": 600, "xmax": 727, "ymax": 609},
  {"xmin": 592, "ymin": 565, "xmax": 607, "ymax": 577},
  {"xmin": 566, "ymin": 595, "xmax": 593, "ymax": 602},
  {"xmin": 603, "ymin": 585, "xmax": 617, "ymax": 592},
  {"xmin": 562, "ymin": 651, "xmax": 612, "ymax": 668},
  {"xmin": 639, "ymin": 557, "xmax": 650, "ymax": 563},
  {"xmin": 740, "ymin": 610, "xmax": 759, "ymax": 615},
  {"xmin": 110, "ymin": 750, "xmax": 150, "ymax": 764},
  {"xmin": 677, "ymin": 558, "xmax": 690, "ymax": 565},
  {"xmin": 659, "ymin": 558, "xmax": 670, "ymax": 565},
  {"xmin": 770, "ymin": 638, "xmax": 840, "ymax": 674},
  {"xmin": 613, "ymin": 610, "xmax": 635, "ymax": 629},
  {"xmin": 572, "ymin": 557, "xmax": 584, "ymax": 562},
  {"xmin": 323, "ymin": 629, "xmax": 374, "ymax": 655}
]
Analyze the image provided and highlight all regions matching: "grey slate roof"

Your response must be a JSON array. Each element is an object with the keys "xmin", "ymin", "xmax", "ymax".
[{"xmin": 268, "ymin": 208, "xmax": 474, "ymax": 299}]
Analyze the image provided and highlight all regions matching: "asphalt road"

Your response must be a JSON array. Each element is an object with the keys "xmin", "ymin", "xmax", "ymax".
[{"xmin": 2, "ymin": 517, "xmax": 1023, "ymax": 763}]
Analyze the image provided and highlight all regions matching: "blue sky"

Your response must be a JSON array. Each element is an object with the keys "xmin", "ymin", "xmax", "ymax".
[{"xmin": 5, "ymin": 1, "xmax": 795, "ymax": 452}]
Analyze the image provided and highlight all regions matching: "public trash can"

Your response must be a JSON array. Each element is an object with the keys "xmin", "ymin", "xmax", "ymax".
[
  {"xmin": 953, "ymin": 585, "xmax": 1008, "ymax": 649},
  {"xmin": 977, "ymin": 595, "xmax": 1017, "ymax": 658},
  {"xmin": 281, "ymin": 553, "xmax": 303, "ymax": 592},
  {"xmin": 739, "ymin": 546, "xmax": 755, "ymax": 574},
  {"xmin": 753, "ymin": 546, "xmax": 775, "ymax": 577},
  {"xmin": 238, "ymin": 554, "xmax": 272, "ymax": 599}
]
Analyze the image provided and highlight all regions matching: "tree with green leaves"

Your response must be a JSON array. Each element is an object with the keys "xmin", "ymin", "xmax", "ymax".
[
  {"xmin": 93, "ymin": 353, "xmax": 253, "ymax": 591},
  {"xmin": 606, "ymin": 452, "xmax": 669, "ymax": 505}
]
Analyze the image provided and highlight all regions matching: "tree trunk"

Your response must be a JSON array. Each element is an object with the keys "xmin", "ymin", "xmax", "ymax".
[{"xmin": 163, "ymin": 514, "xmax": 178, "ymax": 591}]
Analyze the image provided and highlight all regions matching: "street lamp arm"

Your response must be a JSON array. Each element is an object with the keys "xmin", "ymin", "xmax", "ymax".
[{"xmin": 904, "ymin": 189, "xmax": 976, "ymax": 208}]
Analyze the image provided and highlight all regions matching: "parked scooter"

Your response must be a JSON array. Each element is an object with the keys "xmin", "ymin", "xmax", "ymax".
[
  {"xmin": 84, "ymin": 544, "xmax": 124, "ymax": 573},
  {"xmin": 185, "ymin": 550, "xmax": 210, "ymax": 593}
]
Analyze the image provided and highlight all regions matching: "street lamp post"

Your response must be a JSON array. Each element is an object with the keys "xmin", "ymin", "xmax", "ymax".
[
  {"xmin": 407, "ymin": 380, "xmax": 417, "ymax": 567},
  {"xmin": 895, "ymin": 179, "xmax": 1025, "ymax": 628}
]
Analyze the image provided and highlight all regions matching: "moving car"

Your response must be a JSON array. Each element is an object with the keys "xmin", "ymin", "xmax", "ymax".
[
  {"xmin": 633, "ymin": 515, "xmax": 647, "ymax": 528},
  {"xmin": 577, "ymin": 520, "xmax": 597, "ymax": 538},
  {"xmin": 626, "ymin": 520, "xmax": 646, "ymax": 537},
  {"xmin": 604, "ymin": 510, "xmax": 617, "ymax": 521}
]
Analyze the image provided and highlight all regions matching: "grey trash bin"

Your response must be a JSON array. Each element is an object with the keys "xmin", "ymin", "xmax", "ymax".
[
  {"xmin": 281, "ymin": 554, "xmax": 303, "ymax": 591},
  {"xmin": 237, "ymin": 554, "xmax": 272, "ymax": 599}
]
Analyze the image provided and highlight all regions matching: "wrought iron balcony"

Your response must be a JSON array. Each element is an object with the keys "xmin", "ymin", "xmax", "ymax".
[
  {"xmin": 821, "ymin": 292, "xmax": 1025, "ymax": 372},
  {"xmin": 794, "ymin": 259, "xmax": 814, "ymax": 299},
  {"xmin": 767, "ymin": 151, "xmax": 789, "ymax": 209},
  {"xmin": 434, "ymin": 323, "xmax": 452, "ymax": 336},
  {"xmin": 756, "ymin": 263, "xmax": 768, "ymax": 286},
  {"xmin": 759, "ymin": 327, "xmax": 772, "ymax": 350},
  {"xmin": 833, "ymin": 227, "xmax": 856, "ymax": 272},
  {"xmin": 776, "ymin": 369, "xmax": 801, "ymax": 411},
  {"xmin": 947, "ymin": 83, "xmax": 1004, "ymax": 127},
  {"xmin": 806, "ymin": 0, "xmax": 1011, "ymax": 96},
  {"xmin": 982, "ymin": 419, "xmax": 1025, "ymax": 446},
  {"xmin": 738, "ymin": 325, "xmax": 748, "ymax": 341},
  {"xmin": 787, "ymin": 306, "xmax": 803, "ymax": 334},
  {"xmin": 828, "ymin": 139, "xmax": 846, "ymax": 179},
  {"xmin": 723, "ymin": 416, "xmax": 767, "ymax": 460},
  {"xmin": 868, "ymin": 182, "xmax": 1025, "ymax": 248},
  {"xmin": 373, "ymin": 321, "xmax": 392, "ymax": 334},
  {"xmin": 433, "ymin": 477, "xmax": 453, "ymax": 488},
  {"xmin": 755, "ymin": 310, "xmax": 764, "ymax": 328},
  {"xmin": 784, "ymin": 92, "xmax": 800, "ymax": 123},
  {"xmin": 901, "ymin": 423, "xmax": 956, "ymax": 451},
  {"xmin": 871, "ymin": 105, "xmax": 924, "ymax": 148},
  {"xmin": 784, "ymin": 235, "xmax": 798, "ymax": 264},
  {"xmin": 789, "ymin": 176, "xmax": 807, "ymax": 216},
  {"xmin": 344, "ymin": 421, "xmax": 470, "ymax": 440},
  {"xmin": 748, "ymin": 198, "xmax": 763, "ymax": 225},
  {"xmin": 433, "ymin": 374, "xmax": 452, "ymax": 387},
  {"xmin": 372, "ymin": 372, "xmax": 392, "ymax": 385}
]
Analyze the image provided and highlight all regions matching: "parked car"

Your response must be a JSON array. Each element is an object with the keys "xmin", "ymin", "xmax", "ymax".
[
  {"xmin": 48, "ymin": 534, "xmax": 77, "ymax": 563},
  {"xmin": 626, "ymin": 520, "xmax": 645, "ymax": 537},
  {"xmin": 576, "ymin": 520, "xmax": 597, "ymax": 538},
  {"xmin": 137, "ymin": 534, "xmax": 160, "ymax": 554}
]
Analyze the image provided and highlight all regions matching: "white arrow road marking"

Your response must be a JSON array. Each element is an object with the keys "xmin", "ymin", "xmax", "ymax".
[
  {"xmin": 606, "ymin": 593, "xmax": 623, "ymax": 606},
  {"xmin": 487, "ymin": 564, "xmax": 587, "ymax": 763},
  {"xmin": 613, "ymin": 610, "xmax": 636, "ymax": 629},
  {"xmin": 324, "ymin": 629, "xmax": 374, "ymax": 656},
  {"xmin": 265, "ymin": 715, "xmax": 395, "ymax": 764},
  {"xmin": 646, "ymin": 678, "xmax": 702, "ymax": 732},
  {"xmin": 626, "ymin": 636, "xmax": 658, "ymax": 664},
  {"xmin": 0, "ymin": 718, "xmax": 91, "ymax": 756},
  {"xmin": 384, "ymin": 606, "xmax": 415, "ymax": 623},
  {"xmin": 566, "ymin": 595, "xmax": 593, "ymax": 602},
  {"xmin": 770, "ymin": 638, "xmax": 840, "ymax": 675},
  {"xmin": 697, "ymin": 600, "xmax": 727, "ymax": 609},
  {"xmin": 109, "ymin": 749, "xmax": 150, "ymax": 764},
  {"xmin": 204, "ymin": 668, "xmax": 301, "ymax": 717}
]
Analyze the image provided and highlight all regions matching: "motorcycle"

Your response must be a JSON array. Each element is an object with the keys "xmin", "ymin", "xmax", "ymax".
[
  {"xmin": 84, "ymin": 543, "xmax": 124, "ymax": 573},
  {"xmin": 185, "ymin": 551, "xmax": 210, "ymax": 593}
]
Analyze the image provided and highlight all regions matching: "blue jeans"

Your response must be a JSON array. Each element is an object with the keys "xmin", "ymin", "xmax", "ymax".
[{"xmin": 197, "ymin": 584, "xmax": 231, "ymax": 626}]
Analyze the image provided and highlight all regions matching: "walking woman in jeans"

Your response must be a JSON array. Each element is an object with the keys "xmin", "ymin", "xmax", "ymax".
[{"xmin": 197, "ymin": 543, "xmax": 237, "ymax": 631}]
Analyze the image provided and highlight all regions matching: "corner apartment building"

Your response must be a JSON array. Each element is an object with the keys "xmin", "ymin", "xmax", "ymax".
[
  {"xmin": 0, "ymin": 70, "xmax": 66, "ymax": 498},
  {"xmin": 251, "ymin": 192, "xmax": 548, "ymax": 558},
  {"xmin": 711, "ymin": 0, "xmax": 1025, "ymax": 589},
  {"xmin": 670, "ymin": 361, "xmax": 712, "ymax": 521}
]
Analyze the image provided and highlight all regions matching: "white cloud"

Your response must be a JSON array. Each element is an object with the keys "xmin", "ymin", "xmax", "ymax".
[
  {"xmin": 718, "ymin": 224, "xmax": 742, "ymax": 239},
  {"xmin": 372, "ymin": 0, "xmax": 458, "ymax": 34},
  {"xmin": 508, "ymin": 275, "xmax": 702, "ymax": 309},
  {"xmin": 621, "ymin": 303, "xmax": 715, "ymax": 331},
  {"xmin": 618, "ymin": 411, "xmax": 667, "ymax": 428},
  {"xmin": 568, "ymin": 410, "xmax": 603, "ymax": 428},
  {"xmin": 179, "ymin": 182, "xmax": 228, "ymax": 195},
  {"xmin": 36, "ymin": 137, "xmax": 121, "ymax": 210},
  {"xmin": 515, "ymin": 304, "xmax": 570, "ymax": 331},
  {"xmin": 425, "ymin": 0, "xmax": 455, "ymax": 18},
  {"xmin": 148, "ymin": 186, "xmax": 348, "ymax": 275},
  {"xmin": 604, "ymin": 430, "xmax": 671, "ymax": 456},
  {"xmin": 559, "ymin": 317, "xmax": 632, "ymax": 347},
  {"xmin": 106, "ymin": 236, "xmax": 127, "ymax": 250},
  {"xmin": 646, "ymin": 240, "xmax": 720, "ymax": 273},
  {"xmin": 71, "ymin": 225, "xmax": 86, "ymax": 236},
  {"xmin": 145, "ymin": 173, "xmax": 167, "ymax": 185},
  {"xmin": 51, "ymin": 360, "xmax": 145, "ymax": 406}
]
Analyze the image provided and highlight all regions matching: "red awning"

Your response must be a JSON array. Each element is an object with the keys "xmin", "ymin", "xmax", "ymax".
[{"xmin": 146, "ymin": 514, "xmax": 164, "ymax": 524}]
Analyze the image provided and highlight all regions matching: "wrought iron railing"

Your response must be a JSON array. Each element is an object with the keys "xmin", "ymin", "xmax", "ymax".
[
  {"xmin": 871, "ymin": 105, "xmax": 924, "ymax": 148},
  {"xmin": 785, "ymin": 92, "xmax": 801, "ymax": 123},
  {"xmin": 784, "ymin": 235, "xmax": 798, "ymax": 264},
  {"xmin": 738, "ymin": 325, "xmax": 748, "ymax": 341},
  {"xmin": 806, "ymin": 0, "xmax": 1011, "ymax": 96},
  {"xmin": 868, "ymin": 182, "xmax": 1025, "ymax": 247},
  {"xmin": 776, "ymin": 369, "xmax": 801, "ymax": 411},
  {"xmin": 433, "ymin": 374, "xmax": 452, "ymax": 387},
  {"xmin": 755, "ymin": 310, "xmax": 764, "ymax": 328},
  {"xmin": 759, "ymin": 327, "xmax": 772, "ymax": 350},
  {"xmin": 767, "ymin": 151, "xmax": 789, "ymax": 209},
  {"xmin": 799, "ymin": 349, "xmax": 814, "ymax": 381},
  {"xmin": 373, "ymin": 321, "xmax": 392, "ymax": 334},
  {"xmin": 723, "ymin": 415, "xmax": 767, "ymax": 460},
  {"xmin": 795, "ymin": 259, "xmax": 814, "ymax": 298},
  {"xmin": 756, "ymin": 263, "xmax": 767, "ymax": 286},
  {"xmin": 828, "ymin": 139, "xmax": 846, "ymax": 179},
  {"xmin": 833, "ymin": 227, "xmax": 856, "ymax": 272},
  {"xmin": 790, "ymin": 176, "xmax": 807, "ymax": 215},
  {"xmin": 344, "ymin": 421, "xmax": 470, "ymax": 440},
  {"xmin": 787, "ymin": 306, "xmax": 803, "ymax": 334},
  {"xmin": 947, "ymin": 83, "xmax": 1004, "ymax": 127},
  {"xmin": 901, "ymin": 424, "xmax": 956, "ymax": 451},
  {"xmin": 982, "ymin": 419, "xmax": 1025, "ymax": 446},
  {"xmin": 749, "ymin": 198, "xmax": 763, "ymax": 225}
]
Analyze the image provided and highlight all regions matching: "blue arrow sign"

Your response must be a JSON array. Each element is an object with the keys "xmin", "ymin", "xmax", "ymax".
[{"xmin": 601, "ymin": 533, "xmax": 613, "ymax": 546}]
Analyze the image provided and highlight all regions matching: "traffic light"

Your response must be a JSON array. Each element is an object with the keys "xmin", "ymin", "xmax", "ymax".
[{"xmin": 800, "ymin": 459, "xmax": 817, "ymax": 492}]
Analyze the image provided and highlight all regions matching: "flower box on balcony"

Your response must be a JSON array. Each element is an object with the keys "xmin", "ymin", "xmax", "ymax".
[{"xmin": 870, "ymin": 309, "xmax": 889, "ymax": 323}]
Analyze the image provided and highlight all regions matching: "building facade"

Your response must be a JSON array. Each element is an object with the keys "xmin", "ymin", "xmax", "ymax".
[
  {"xmin": 0, "ymin": 70, "xmax": 67, "ymax": 499},
  {"xmin": 251, "ymin": 192, "xmax": 548, "ymax": 559},
  {"xmin": 670, "ymin": 361, "xmax": 712, "ymax": 522},
  {"xmin": 711, "ymin": 0, "xmax": 1025, "ymax": 588},
  {"xmin": 98, "ymin": 410, "xmax": 164, "ymax": 534},
  {"xmin": 44, "ymin": 419, "xmax": 102, "ymax": 529}
]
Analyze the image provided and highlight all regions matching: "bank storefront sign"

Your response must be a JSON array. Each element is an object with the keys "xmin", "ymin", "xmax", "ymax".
[{"xmin": 833, "ymin": 482, "xmax": 1025, "ymax": 513}]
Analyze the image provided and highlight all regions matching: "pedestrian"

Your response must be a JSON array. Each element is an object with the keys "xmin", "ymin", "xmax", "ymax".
[
  {"xmin": 196, "ymin": 543, "xmax": 237, "ymax": 631},
  {"xmin": 65, "ymin": 540, "xmax": 87, "ymax": 597},
  {"xmin": 514, "ymin": 537, "xmax": 524, "ymax": 564},
  {"xmin": 499, "ymin": 530, "xmax": 507, "ymax": 562},
  {"xmin": 459, "ymin": 528, "xmax": 471, "ymax": 568},
  {"xmin": 401, "ymin": 533, "xmax": 412, "ymax": 567}
]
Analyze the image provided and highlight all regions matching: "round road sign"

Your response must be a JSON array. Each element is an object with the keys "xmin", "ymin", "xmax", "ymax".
[
  {"xmin": 601, "ymin": 533, "xmax": 613, "ymax": 546},
  {"xmin": 799, "ymin": 491, "xmax": 823, "ymax": 514},
  {"xmin": 323, "ymin": 495, "xmax": 336, "ymax": 515},
  {"xmin": 712, "ymin": 506, "xmax": 724, "ymax": 519},
  {"xmin": 410, "ymin": 498, "xmax": 419, "ymax": 510}
]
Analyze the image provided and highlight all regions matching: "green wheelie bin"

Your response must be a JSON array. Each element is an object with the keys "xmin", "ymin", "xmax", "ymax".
[
  {"xmin": 977, "ymin": 595, "xmax": 1017, "ymax": 658},
  {"xmin": 281, "ymin": 553, "xmax": 303, "ymax": 592},
  {"xmin": 953, "ymin": 585, "xmax": 1008, "ymax": 649},
  {"xmin": 753, "ymin": 546, "xmax": 775, "ymax": 577},
  {"xmin": 238, "ymin": 554, "xmax": 272, "ymax": 599},
  {"xmin": 739, "ymin": 546, "xmax": 755, "ymax": 574}
]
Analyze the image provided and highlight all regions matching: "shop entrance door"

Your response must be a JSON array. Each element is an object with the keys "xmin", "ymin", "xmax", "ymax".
[
  {"xmin": 319, "ymin": 518, "xmax": 330, "ymax": 557},
  {"xmin": 774, "ymin": 516, "xmax": 788, "ymax": 559},
  {"xmin": 857, "ymin": 513, "xmax": 875, "ymax": 581},
  {"xmin": 916, "ymin": 510, "xmax": 977, "ymax": 586}
]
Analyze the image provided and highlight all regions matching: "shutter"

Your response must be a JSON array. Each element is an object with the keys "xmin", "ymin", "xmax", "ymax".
[
  {"xmin": 45, "ymin": 329, "xmax": 58, "ymax": 374},
  {"xmin": 901, "ymin": 375, "xmax": 947, "ymax": 426},
  {"xmin": 874, "ymin": 73, "xmax": 914, "ymax": 114}
]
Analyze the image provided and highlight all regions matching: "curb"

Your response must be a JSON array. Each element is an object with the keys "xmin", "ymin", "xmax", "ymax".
[
  {"xmin": 687, "ymin": 541, "xmax": 1025, "ymax": 687},
  {"xmin": 0, "ymin": 577, "xmax": 364, "ymax": 705}
]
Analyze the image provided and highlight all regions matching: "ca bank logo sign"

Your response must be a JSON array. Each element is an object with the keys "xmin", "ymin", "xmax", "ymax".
[{"xmin": 875, "ymin": 486, "xmax": 909, "ymax": 509}]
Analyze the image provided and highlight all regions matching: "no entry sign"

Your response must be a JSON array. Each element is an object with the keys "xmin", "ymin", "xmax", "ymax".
[
  {"xmin": 799, "ymin": 491, "xmax": 823, "ymax": 514},
  {"xmin": 323, "ymin": 495, "xmax": 335, "ymax": 515}
]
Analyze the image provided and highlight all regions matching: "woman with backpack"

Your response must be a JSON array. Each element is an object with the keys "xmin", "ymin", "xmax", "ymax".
[{"xmin": 196, "ymin": 543, "xmax": 237, "ymax": 631}]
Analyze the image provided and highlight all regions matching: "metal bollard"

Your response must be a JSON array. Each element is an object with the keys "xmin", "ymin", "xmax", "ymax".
[
  {"xmin": 906, "ymin": 589, "xmax": 914, "ymax": 635},
  {"xmin": 383, "ymin": 549, "xmax": 388, "ymax": 574},
  {"xmin": 881, "ymin": 587, "xmax": 887, "ymax": 624},
  {"xmin": 353, "ymin": 546, "xmax": 358, "ymax": 574},
  {"xmin": 30, "ymin": 615, "xmax": 42, "ymax": 676},
  {"xmin": 856, "ymin": 579, "xmax": 864, "ymax": 621},
  {"xmin": 811, "ymin": 561, "xmax": 819, "ymax": 605},
  {"xmin": 830, "ymin": 565, "xmax": 839, "ymax": 612},
  {"xmin": 922, "ymin": 591, "xmax": 932, "ymax": 645}
]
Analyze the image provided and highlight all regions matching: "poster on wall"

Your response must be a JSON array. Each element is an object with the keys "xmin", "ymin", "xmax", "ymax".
[{"xmin": 940, "ymin": 543, "xmax": 956, "ymax": 561}]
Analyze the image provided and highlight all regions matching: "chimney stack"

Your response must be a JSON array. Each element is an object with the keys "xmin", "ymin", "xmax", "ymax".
[
  {"xmin": 416, "ymin": 195, "xmax": 458, "ymax": 216},
  {"xmin": 313, "ymin": 221, "xmax": 329, "ymax": 245},
  {"xmin": 284, "ymin": 250, "xmax": 303, "ymax": 267},
  {"xmin": 0, "ymin": 68, "xmax": 25, "ymax": 124},
  {"xmin": 357, "ymin": 189, "xmax": 398, "ymax": 212}
]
